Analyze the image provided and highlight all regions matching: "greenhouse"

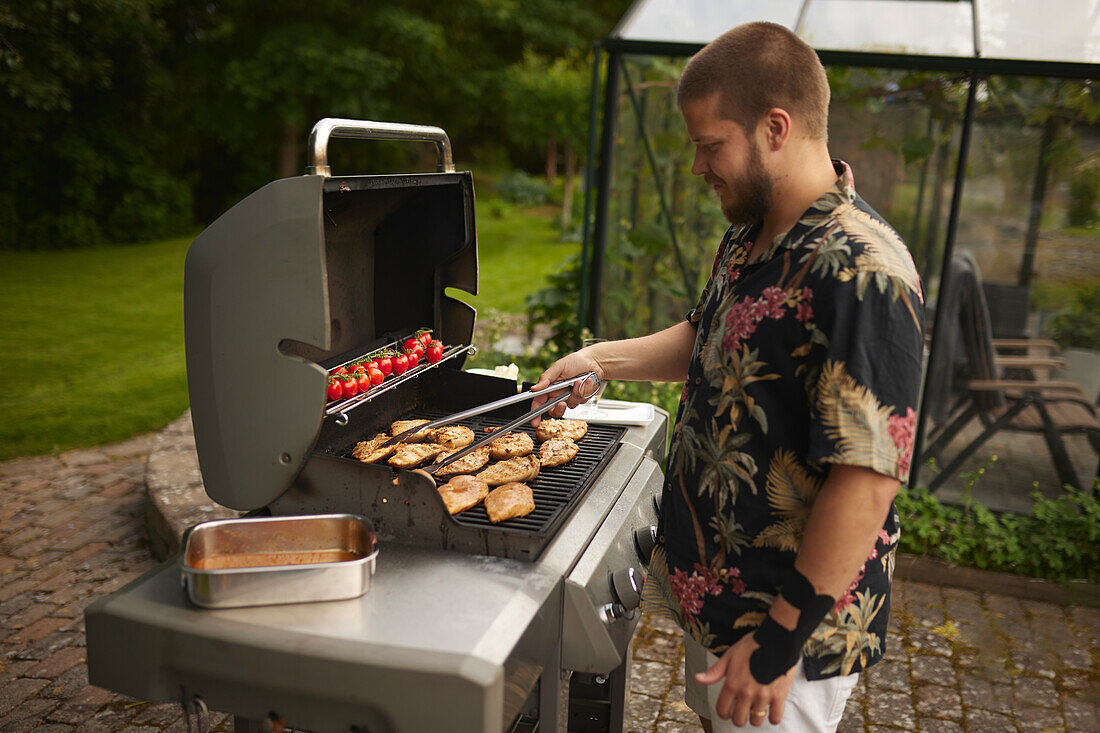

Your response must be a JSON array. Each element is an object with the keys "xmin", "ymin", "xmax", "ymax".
[{"xmin": 579, "ymin": 0, "xmax": 1100, "ymax": 504}]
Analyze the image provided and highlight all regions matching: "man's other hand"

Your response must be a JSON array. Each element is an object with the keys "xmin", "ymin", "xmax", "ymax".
[{"xmin": 696, "ymin": 633, "xmax": 796, "ymax": 727}]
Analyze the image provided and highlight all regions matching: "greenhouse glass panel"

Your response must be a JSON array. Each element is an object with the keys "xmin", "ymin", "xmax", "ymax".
[
  {"xmin": 978, "ymin": 0, "xmax": 1100, "ymax": 64},
  {"xmin": 614, "ymin": 0, "xmax": 803, "ymax": 44},
  {"xmin": 598, "ymin": 55, "xmax": 724, "ymax": 340},
  {"xmin": 596, "ymin": 61, "xmax": 967, "ymax": 340},
  {"xmin": 800, "ymin": 1, "xmax": 974, "ymax": 58},
  {"xmin": 918, "ymin": 75, "xmax": 1100, "ymax": 508}
]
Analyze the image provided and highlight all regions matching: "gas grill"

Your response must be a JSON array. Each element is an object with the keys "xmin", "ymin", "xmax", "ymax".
[{"xmin": 85, "ymin": 119, "xmax": 668, "ymax": 733}]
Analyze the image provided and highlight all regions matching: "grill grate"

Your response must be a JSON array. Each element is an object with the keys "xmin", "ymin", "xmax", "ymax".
[{"xmin": 353, "ymin": 408, "xmax": 625, "ymax": 538}]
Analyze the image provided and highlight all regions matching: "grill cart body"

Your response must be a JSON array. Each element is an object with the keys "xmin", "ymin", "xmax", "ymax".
[{"xmin": 85, "ymin": 120, "xmax": 668, "ymax": 733}]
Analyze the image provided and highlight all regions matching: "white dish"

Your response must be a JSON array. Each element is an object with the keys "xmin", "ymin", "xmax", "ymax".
[{"xmin": 562, "ymin": 399, "xmax": 655, "ymax": 425}]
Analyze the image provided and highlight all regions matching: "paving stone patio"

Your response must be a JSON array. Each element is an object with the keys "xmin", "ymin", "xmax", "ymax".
[{"xmin": 1, "ymin": 419, "xmax": 1098, "ymax": 732}]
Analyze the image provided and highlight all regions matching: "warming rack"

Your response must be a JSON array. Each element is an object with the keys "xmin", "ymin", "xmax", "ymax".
[{"xmin": 325, "ymin": 343, "xmax": 478, "ymax": 425}]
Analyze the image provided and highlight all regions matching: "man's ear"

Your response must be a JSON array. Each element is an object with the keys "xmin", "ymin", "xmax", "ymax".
[{"xmin": 761, "ymin": 108, "xmax": 792, "ymax": 151}]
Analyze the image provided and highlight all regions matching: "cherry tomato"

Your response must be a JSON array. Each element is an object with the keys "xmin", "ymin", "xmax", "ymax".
[
  {"xmin": 355, "ymin": 371, "xmax": 371, "ymax": 392},
  {"xmin": 332, "ymin": 366, "xmax": 349, "ymax": 376},
  {"xmin": 376, "ymin": 355, "xmax": 393, "ymax": 376},
  {"xmin": 327, "ymin": 377, "xmax": 343, "ymax": 401},
  {"xmin": 341, "ymin": 374, "xmax": 358, "ymax": 398},
  {"xmin": 426, "ymin": 341, "xmax": 443, "ymax": 364},
  {"xmin": 417, "ymin": 330, "xmax": 433, "ymax": 347},
  {"xmin": 351, "ymin": 364, "xmax": 366, "ymax": 375},
  {"xmin": 367, "ymin": 367, "xmax": 385, "ymax": 385},
  {"xmin": 405, "ymin": 347, "xmax": 421, "ymax": 366},
  {"xmin": 403, "ymin": 337, "xmax": 419, "ymax": 351},
  {"xmin": 391, "ymin": 353, "xmax": 409, "ymax": 375},
  {"xmin": 365, "ymin": 360, "xmax": 379, "ymax": 371}
]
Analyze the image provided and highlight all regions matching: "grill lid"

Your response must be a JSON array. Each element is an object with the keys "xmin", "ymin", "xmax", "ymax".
[{"xmin": 185, "ymin": 120, "xmax": 477, "ymax": 510}]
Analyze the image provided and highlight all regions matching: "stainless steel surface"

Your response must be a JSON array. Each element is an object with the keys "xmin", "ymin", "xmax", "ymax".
[
  {"xmin": 560, "ymin": 452, "xmax": 662, "ymax": 673},
  {"xmin": 384, "ymin": 371, "xmax": 598, "ymax": 448},
  {"xmin": 307, "ymin": 118, "xmax": 456, "ymax": 176},
  {"xmin": 180, "ymin": 514, "xmax": 378, "ymax": 609},
  {"xmin": 89, "ymin": 542, "xmax": 561, "ymax": 733}
]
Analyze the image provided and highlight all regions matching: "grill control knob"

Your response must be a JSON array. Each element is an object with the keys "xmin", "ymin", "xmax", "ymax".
[
  {"xmin": 610, "ymin": 567, "xmax": 642, "ymax": 610},
  {"xmin": 633, "ymin": 525, "xmax": 658, "ymax": 564}
]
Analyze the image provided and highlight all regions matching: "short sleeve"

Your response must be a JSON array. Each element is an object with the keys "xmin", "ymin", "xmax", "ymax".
[{"xmin": 806, "ymin": 264, "xmax": 924, "ymax": 482}]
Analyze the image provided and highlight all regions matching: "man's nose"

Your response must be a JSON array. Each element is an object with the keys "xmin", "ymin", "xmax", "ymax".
[{"xmin": 691, "ymin": 151, "xmax": 707, "ymax": 176}]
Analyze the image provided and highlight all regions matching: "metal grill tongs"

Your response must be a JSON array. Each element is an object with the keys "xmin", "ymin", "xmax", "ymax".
[{"xmin": 381, "ymin": 371, "xmax": 601, "ymax": 475}]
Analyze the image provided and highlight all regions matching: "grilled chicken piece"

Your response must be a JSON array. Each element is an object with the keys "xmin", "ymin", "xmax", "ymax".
[
  {"xmin": 437, "ymin": 475, "xmax": 490, "ymax": 515},
  {"xmin": 432, "ymin": 425, "xmax": 475, "ymax": 450},
  {"xmin": 390, "ymin": 419, "xmax": 433, "ymax": 443},
  {"xmin": 433, "ymin": 445, "xmax": 492, "ymax": 477},
  {"xmin": 488, "ymin": 431, "xmax": 534, "ymax": 460},
  {"xmin": 350, "ymin": 433, "xmax": 397, "ymax": 464},
  {"xmin": 535, "ymin": 418, "xmax": 588, "ymax": 442},
  {"xmin": 484, "ymin": 482, "xmax": 536, "ymax": 523},
  {"xmin": 388, "ymin": 442, "xmax": 445, "ymax": 469},
  {"xmin": 539, "ymin": 437, "xmax": 579, "ymax": 468},
  {"xmin": 476, "ymin": 454, "xmax": 540, "ymax": 487}
]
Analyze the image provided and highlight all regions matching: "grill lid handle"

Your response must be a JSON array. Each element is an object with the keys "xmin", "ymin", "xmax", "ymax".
[{"xmin": 306, "ymin": 118, "xmax": 455, "ymax": 176}]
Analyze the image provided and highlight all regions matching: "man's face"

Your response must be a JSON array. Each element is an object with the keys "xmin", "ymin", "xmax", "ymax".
[{"xmin": 682, "ymin": 94, "xmax": 773, "ymax": 226}]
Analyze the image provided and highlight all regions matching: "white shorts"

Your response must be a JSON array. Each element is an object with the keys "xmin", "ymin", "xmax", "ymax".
[{"xmin": 683, "ymin": 632, "xmax": 858, "ymax": 733}]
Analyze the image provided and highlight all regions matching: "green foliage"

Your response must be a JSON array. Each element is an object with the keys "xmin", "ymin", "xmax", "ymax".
[
  {"xmin": 895, "ymin": 465, "xmax": 1100, "ymax": 583},
  {"xmin": 0, "ymin": 0, "xmax": 633, "ymax": 250},
  {"xmin": 1066, "ymin": 157, "xmax": 1100, "ymax": 228},
  {"xmin": 495, "ymin": 171, "xmax": 551, "ymax": 206},
  {"xmin": 500, "ymin": 49, "xmax": 591, "ymax": 156},
  {"xmin": 1046, "ymin": 285, "xmax": 1100, "ymax": 350},
  {"xmin": 526, "ymin": 251, "xmax": 583, "ymax": 353}
]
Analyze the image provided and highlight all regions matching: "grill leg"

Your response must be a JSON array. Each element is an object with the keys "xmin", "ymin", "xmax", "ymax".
[{"xmin": 566, "ymin": 644, "xmax": 633, "ymax": 733}]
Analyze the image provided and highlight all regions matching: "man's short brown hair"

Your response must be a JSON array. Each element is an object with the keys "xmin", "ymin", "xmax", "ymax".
[{"xmin": 677, "ymin": 22, "xmax": 830, "ymax": 141}]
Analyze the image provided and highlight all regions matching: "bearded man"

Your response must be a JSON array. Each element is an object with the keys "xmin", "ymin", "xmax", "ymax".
[{"xmin": 532, "ymin": 21, "xmax": 924, "ymax": 733}]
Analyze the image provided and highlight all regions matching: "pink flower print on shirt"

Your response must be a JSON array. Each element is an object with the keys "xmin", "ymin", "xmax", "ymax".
[
  {"xmin": 669, "ymin": 563, "xmax": 724, "ymax": 623},
  {"xmin": 888, "ymin": 407, "xmax": 917, "ymax": 475},
  {"xmin": 725, "ymin": 566, "xmax": 746, "ymax": 595},
  {"xmin": 722, "ymin": 287, "xmax": 793, "ymax": 352},
  {"xmin": 834, "ymin": 563, "xmax": 867, "ymax": 613}
]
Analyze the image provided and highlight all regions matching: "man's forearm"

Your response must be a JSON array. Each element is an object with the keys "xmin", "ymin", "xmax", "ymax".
[{"xmin": 589, "ymin": 321, "xmax": 697, "ymax": 383}]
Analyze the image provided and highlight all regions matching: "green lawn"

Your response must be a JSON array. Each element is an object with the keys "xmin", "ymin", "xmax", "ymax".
[
  {"xmin": 456, "ymin": 200, "xmax": 579, "ymax": 314},
  {"xmin": 0, "ymin": 237, "xmax": 193, "ymax": 460},
  {"xmin": 0, "ymin": 201, "xmax": 576, "ymax": 460}
]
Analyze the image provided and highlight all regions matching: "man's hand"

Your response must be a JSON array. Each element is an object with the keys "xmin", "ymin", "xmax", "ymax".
[
  {"xmin": 697, "ymin": 633, "xmax": 796, "ymax": 727},
  {"xmin": 528, "ymin": 321, "xmax": 698, "ymax": 423},
  {"xmin": 530, "ymin": 347, "xmax": 604, "ymax": 422}
]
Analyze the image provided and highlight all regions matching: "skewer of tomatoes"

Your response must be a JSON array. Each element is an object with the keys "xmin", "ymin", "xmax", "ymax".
[{"xmin": 327, "ymin": 330, "xmax": 443, "ymax": 401}]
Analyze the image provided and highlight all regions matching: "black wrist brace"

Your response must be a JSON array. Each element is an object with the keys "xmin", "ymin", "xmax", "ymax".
[{"xmin": 749, "ymin": 568, "xmax": 836, "ymax": 684}]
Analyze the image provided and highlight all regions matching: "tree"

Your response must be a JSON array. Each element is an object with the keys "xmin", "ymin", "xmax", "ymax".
[{"xmin": 501, "ymin": 51, "xmax": 591, "ymax": 232}]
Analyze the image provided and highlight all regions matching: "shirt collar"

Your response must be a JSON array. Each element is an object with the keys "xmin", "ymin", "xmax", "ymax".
[{"xmin": 783, "ymin": 159, "xmax": 856, "ymax": 243}]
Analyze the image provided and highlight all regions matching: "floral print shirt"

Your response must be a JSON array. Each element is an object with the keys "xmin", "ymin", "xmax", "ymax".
[{"xmin": 641, "ymin": 161, "xmax": 924, "ymax": 680}]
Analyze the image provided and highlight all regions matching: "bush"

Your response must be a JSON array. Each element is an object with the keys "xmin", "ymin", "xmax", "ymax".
[
  {"xmin": 1047, "ymin": 285, "xmax": 1100, "ymax": 350},
  {"xmin": 495, "ymin": 170, "xmax": 550, "ymax": 206},
  {"xmin": 1066, "ymin": 158, "xmax": 1100, "ymax": 228},
  {"xmin": 525, "ymin": 251, "xmax": 582, "ymax": 354},
  {"xmin": 895, "ymin": 467, "xmax": 1100, "ymax": 583}
]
